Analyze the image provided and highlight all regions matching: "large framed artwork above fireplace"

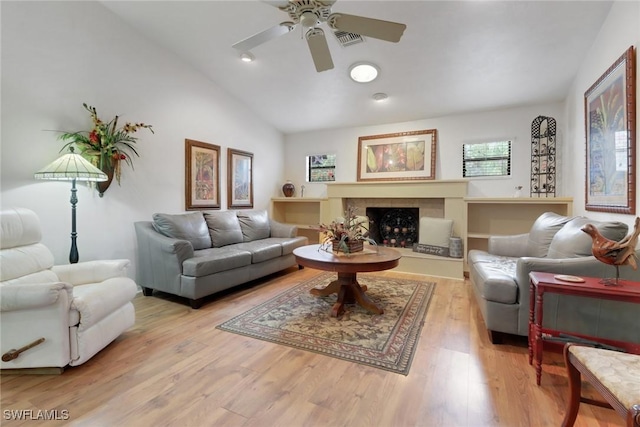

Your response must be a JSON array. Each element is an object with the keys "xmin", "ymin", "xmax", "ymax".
[{"xmin": 323, "ymin": 180, "xmax": 468, "ymax": 279}]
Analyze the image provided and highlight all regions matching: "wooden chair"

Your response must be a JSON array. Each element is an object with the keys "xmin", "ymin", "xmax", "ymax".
[{"xmin": 562, "ymin": 343, "xmax": 640, "ymax": 427}]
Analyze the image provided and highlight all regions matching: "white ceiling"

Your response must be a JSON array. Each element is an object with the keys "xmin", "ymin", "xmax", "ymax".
[{"xmin": 101, "ymin": 1, "xmax": 613, "ymax": 135}]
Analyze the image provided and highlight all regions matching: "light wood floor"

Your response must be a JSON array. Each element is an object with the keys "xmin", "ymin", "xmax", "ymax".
[{"xmin": 1, "ymin": 268, "xmax": 623, "ymax": 427}]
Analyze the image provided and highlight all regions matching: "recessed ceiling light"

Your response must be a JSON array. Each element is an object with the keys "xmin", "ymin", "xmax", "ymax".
[
  {"xmin": 372, "ymin": 92, "xmax": 388, "ymax": 102},
  {"xmin": 240, "ymin": 52, "xmax": 254, "ymax": 62},
  {"xmin": 349, "ymin": 62, "xmax": 379, "ymax": 83}
]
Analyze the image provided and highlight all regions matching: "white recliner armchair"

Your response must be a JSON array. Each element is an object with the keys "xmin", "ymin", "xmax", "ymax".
[{"xmin": 0, "ymin": 207, "xmax": 137, "ymax": 371}]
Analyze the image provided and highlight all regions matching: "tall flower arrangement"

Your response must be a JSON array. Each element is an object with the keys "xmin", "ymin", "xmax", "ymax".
[{"xmin": 58, "ymin": 103, "xmax": 154, "ymax": 186}]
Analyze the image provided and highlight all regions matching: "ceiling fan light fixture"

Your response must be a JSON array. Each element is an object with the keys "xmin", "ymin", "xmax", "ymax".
[
  {"xmin": 349, "ymin": 62, "xmax": 379, "ymax": 83},
  {"xmin": 240, "ymin": 52, "xmax": 255, "ymax": 62}
]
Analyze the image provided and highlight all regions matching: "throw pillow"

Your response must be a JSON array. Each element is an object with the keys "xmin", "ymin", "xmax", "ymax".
[
  {"xmin": 547, "ymin": 217, "xmax": 628, "ymax": 259},
  {"xmin": 204, "ymin": 211, "xmax": 244, "ymax": 247},
  {"xmin": 152, "ymin": 212, "xmax": 212, "ymax": 250},
  {"xmin": 237, "ymin": 210, "xmax": 271, "ymax": 242},
  {"xmin": 419, "ymin": 217, "xmax": 453, "ymax": 247},
  {"xmin": 526, "ymin": 212, "xmax": 573, "ymax": 257}
]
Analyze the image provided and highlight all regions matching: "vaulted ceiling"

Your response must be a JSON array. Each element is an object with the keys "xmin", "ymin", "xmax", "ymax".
[{"xmin": 101, "ymin": 1, "xmax": 613, "ymax": 134}]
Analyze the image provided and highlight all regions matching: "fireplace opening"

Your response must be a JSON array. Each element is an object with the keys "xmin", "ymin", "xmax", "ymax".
[{"xmin": 365, "ymin": 207, "xmax": 419, "ymax": 248}]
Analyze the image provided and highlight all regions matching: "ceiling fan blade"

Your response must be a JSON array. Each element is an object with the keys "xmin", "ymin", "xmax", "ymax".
[
  {"xmin": 261, "ymin": 1, "xmax": 291, "ymax": 9},
  {"xmin": 232, "ymin": 22, "xmax": 295, "ymax": 52},
  {"xmin": 306, "ymin": 28, "xmax": 334, "ymax": 72},
  {"xmin": 328, "ymin": 13, "xmax": 406, "ymax": 43}
]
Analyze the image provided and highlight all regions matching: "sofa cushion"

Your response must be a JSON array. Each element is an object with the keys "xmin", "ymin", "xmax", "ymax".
[
  {"xmin": 526, "ymin": 212, "xmax": 573, "ymax": 257},
  {"xmin": 269, "ymin": 236, "xmax": 309, "ymax": 255},
  {"xmin": 469, "ymin": 255, "xmax": 518, "ymax": 304},
  {"xmin": 204, "ymin": 211, "xmax": 244, "ymax": 248},
  {"xmin": 233, "ymin": 240, "xmax": 283, "ymax": 263},
  {"xmin": 182, "ymin": 247, "xmax": 252, "ymax": 276},
  {"xmin": 152, "ymin": 212, "xmax": 212, "ymax": 250},
  {"xmin": 547, "ymin": 217, "xmax": 628, "ymax": 259},
  {"xmin": 237, "ymin": 210, "xmax": 271, "ymax": 242}
]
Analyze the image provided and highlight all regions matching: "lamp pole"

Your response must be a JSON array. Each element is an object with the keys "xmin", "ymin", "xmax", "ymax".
[{"xmin": 69, "ymin": 177, "xmax": 79, "ymax": 264}]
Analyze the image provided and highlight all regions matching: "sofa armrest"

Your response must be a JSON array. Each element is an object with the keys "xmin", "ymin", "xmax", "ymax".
[
  {"xmin": 269, "ymin": 219, "xmax": 298, "ymax": 238},
  {"xmin": 0, "ymin": 282, "xmax": 73, "ymax": 312},
  {"xmin": 488, "ymin": 233, "xmax": 530, "ymax": 257},
  {"xmin": 134, "ymin": 222, "xmax": 194, "ymax": 291},
  {"xmin": 52, "ymin": 260, "xmax": 130, "ymax": 285}
]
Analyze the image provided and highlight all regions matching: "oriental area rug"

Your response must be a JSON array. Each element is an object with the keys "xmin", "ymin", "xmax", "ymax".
[{"xmin": 217, "ymin": 273, "xmax": 435, "ymax": 375}]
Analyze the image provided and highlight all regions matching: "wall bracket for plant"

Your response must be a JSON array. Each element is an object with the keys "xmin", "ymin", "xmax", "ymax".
[{"xmin": 530, "ymin": 116, "xmax": 556, "ymax": 197}]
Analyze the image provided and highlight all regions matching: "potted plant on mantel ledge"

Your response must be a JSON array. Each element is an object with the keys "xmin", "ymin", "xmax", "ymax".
[
  {"xmin": 58, "ymin": 103, "xmax": 154, "ymax": 197},
  {"xmin": 316, "ymin": 206, "xmax": 376, "ymax": 254}
]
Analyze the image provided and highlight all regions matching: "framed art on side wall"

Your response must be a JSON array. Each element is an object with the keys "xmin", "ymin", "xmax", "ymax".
[
  {"xmin": 357, "ymin": 129, "xmax": 437, "ymax": 181},
  {"xmin": 585, "ymin": 46, "xmax": 636, "ymax": 215},
  {"xmin": 185, "ymin": 139, "xmax": 220, "ymax": 210},
  {"xmin": 227, "ymin": 148, "xmax": 253, "ymax": 209}
]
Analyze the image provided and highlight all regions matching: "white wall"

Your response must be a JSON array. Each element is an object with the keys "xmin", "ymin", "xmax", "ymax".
[
  {"xmin": 563, "ymin": 0, "xmax": 640, "ymax": 230},
  {"xmin": 0, "ymin": 2, "xmax": 284, "ymax": 277},
  {"xmin": 286, "ymin": 0, "xmax": 640, "ymax": 234},
  {"xmin": 285, "ymin": 102, "xmax": 565, "ymax": 198}
]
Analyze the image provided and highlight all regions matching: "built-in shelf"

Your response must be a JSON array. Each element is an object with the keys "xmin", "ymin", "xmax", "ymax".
[
  {"xmin": 464, "ymin": 197, "xmax": 573, "ymax": 269},
  {"xmin": 270, "ymin": 197, "xmax": 327, "ymax": 244}
]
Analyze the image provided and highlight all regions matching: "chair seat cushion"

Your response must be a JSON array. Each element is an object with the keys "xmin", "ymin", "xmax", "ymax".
[
  {"xmin": 71, "ymin": 278, "xmax": 137, "ymax": 331},
  {"xmin": 569, "ymin": 345, "xmax": 640, "ymax": 409}
]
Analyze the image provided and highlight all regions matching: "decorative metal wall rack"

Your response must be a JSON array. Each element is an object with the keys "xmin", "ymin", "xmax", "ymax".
[{"xmin": 530, "ymin": 116, "xmax": 557, "ymax": 197}]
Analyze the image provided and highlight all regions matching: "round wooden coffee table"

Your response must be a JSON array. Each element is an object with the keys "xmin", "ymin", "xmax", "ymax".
[{"xmin": 293, "ymin": 244, "xmax": 401, "ymax": 317}]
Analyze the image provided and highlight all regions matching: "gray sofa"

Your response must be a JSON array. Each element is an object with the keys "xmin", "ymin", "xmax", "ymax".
[
  {"xmin": 134, "ymin": 209, "xmax": 308, "ymax": 308},
  {"xmin": 468, "ymin": 212, "xmax": 640, "ymax": 344}
]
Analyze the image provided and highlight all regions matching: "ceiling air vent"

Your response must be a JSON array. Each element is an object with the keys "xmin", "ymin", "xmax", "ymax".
[{"xmin": 333, "ymin": 30, "xmax": 364, "ymax": 47}]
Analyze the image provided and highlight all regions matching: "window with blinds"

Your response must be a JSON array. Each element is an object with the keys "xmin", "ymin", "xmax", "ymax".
[
  {"xmin": 306, "ymin": 154, "xmax": 336, "ymax": 182},
  {"xmin": 462, "ymin": 140, "xmax": 512, "ymax": 177}
]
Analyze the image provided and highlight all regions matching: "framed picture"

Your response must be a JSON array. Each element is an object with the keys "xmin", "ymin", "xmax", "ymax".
[
  {"xmin": 357, "ymin": 129, "xmax": 437, "ymax": 181},
  {"xmin": 227, "ymin": 148, "xmax": 253, "ymax": 209},
  {"xmin": 585, "ymin": 46, "xmax": 636, "ymax": 215},
  {"xmin": 185, "ymin": 139, "xmax": 220, "ymax": 210}
]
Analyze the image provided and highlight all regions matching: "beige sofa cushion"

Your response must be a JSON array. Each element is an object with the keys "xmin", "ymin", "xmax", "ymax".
[
  {"xmin": 526, "ymin": 212, "xmax": 573, "ymax": 257},
  {"xmin": 547, "ymin": 217, "xmax": 628, "ymax": 259}
]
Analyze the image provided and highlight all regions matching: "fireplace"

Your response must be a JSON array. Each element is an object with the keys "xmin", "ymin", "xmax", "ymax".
[
  {"xmin": 324, "ymin": 180, "xmax": 468, "ymax": 278},
  {"xmin": 365, "ymin": 207, "xmax": 419, "ymax": 248}
]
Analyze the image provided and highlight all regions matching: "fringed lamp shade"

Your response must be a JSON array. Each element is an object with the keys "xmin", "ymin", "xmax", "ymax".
[{"xmin": 34, "ymin": 148, "xmax": 107, "ymax": 182}]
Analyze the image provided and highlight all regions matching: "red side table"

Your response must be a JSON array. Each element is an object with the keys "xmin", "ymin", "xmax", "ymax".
[{"xmin": 528, "ymin": 271, "xmax": 640, "ymax": 386}]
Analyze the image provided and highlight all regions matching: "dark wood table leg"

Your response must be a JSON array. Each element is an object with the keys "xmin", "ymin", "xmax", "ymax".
[{"xmin": 311, "ymin": 272, "xmax": 382, "ymax": 317}]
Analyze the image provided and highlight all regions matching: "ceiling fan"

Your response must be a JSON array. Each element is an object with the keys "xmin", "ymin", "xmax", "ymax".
[{"xmin": 232, "ymin": 0, "xmax": 407, "ymax": 72}]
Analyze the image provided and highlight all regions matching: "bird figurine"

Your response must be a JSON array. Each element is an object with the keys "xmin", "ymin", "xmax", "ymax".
[{"xmin": 581, "ymin": 217, "xmax": 640, "ymax": 285}]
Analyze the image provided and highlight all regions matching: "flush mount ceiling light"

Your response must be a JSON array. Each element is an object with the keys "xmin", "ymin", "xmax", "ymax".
[
  {"xmin": 372, "ymin": 92, "xmax": 388, "ymax": 101},
  {"xmin": 240, "ymin": 52, "xmax": 254, "ymax": 62},
  {"xmin": 349, "ymin": 62, "xmax": 379, "ymax": 83}
]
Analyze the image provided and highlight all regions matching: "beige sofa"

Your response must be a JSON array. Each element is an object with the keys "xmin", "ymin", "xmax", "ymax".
[
  {"xmin": 468, "ymin": 212, "xmax": 640, "ymax": 344},
  {"xmin": 134, "ymin": 209, "xmax": 308, "ymax": 308}
]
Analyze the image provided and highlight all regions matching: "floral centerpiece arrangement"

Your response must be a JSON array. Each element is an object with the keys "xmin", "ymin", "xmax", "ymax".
[
  {"xmin": 58, "ymin": 103, "xmax": 154, "ymax": 194},
  {"xmin": 317, "ymin": 206, "xmax": 375, "ymax": 254}
]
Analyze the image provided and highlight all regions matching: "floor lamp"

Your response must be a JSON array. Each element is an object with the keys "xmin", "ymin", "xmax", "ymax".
[{"xmin": 34, "ymin": 147, "xmax": 107, "ymax": 264}]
